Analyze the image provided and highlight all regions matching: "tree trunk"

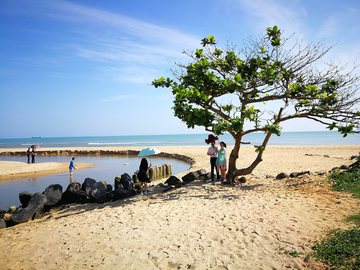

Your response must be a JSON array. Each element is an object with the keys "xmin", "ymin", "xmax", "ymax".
[{"xmin": 228, "ymin": 132, "xmax": 273, "ymax": 185}]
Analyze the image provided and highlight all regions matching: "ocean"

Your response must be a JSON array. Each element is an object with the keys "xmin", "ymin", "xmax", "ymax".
[{"xmin": 0, "ymin": 131, "xmax": 359, "ymax": 148}]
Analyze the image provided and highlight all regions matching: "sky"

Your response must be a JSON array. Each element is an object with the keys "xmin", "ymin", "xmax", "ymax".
[{"xmin": 0, "ymin": 0, "xmax": 359, "ymax": 138}]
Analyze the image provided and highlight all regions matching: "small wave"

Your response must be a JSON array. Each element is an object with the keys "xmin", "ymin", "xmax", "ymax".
[
  {"xmin": 88, "ymin": 142, "xmax": 136, "ymax": 145},
  {"xmin": 21, "ymin": 143, "xmax": 43, "ymax": 146}
]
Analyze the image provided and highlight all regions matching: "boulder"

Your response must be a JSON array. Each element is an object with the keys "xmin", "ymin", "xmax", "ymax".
[
  {"xmin": 290, "ymin": 172, "xmax": 302, "ymax": 178},
  {"xmin": 108, "ymin": 189, "xmax": 136, "ymax": 202},
  {"xmin": 182, "ymin": 172, "xmax": 197, "ymax": 182},
  {"xmin": 10, "ymin": 192, "xmax": 47, "ymax": 225},
  {"xmin": 114, "ymin": 175, "xmax": 124, "ymax": 190},
  {"xmin": 290, "ymin": 171, "xmax": 313, "ymax": 178},
  {"xmin": 43, "ymin": 184, "xmax": 63, "ymax": 206},
  {"xmin": 196, "ymin": 169, "xmax": 208, "ymax": 176},
  {"xmin": 106, "ymin": 184, "xmax": 112, "ymax": 192},
  {"xmin": 0, "ymin": 218, "xmax": 6, "ymax": 229},
  {"xmin": 61, "ymin": 182, "xmax": 86, "ymax": 204},
  {"xmin": 19, "ymin": 191, "xmax": 33, "ymax": 208},
  {"xmin": 82, "ymin": 178, "xmax": 97, "ymax": 196},
  {"xmin": 276, "ymin": 173, "xmax": 290, "ymax": 179},
  {"xmin": 165, "ymin": 176, "xmax": 182, "ymax": 186},
  {"xmin": 88, "ymin": 182, "xmax": 107, "ymax": 204}
]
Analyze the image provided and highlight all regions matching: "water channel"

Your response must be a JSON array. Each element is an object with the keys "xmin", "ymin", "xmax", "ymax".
[{"xmin": 0, "ymin": 155, "xmax": 191, "ymax": 209}]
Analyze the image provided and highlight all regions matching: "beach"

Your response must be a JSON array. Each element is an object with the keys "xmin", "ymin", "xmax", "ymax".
[{"xmin": 0, "ymin": 145, "xmax": 360, "ymax": 269}]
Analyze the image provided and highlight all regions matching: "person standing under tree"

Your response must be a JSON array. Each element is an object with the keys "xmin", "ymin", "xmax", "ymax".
[
  {"xmin": 207, "ymin": 141, "xmax": 220, "ymax": 181},
  {"xmin": 216, "ymin": 141, "xmax": 227, "ymax": 182}
]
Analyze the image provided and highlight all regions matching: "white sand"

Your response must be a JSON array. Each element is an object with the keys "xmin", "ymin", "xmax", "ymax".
[{"xmin": 0, "ymin": 145, "xmax": 359, "ymax": 269}]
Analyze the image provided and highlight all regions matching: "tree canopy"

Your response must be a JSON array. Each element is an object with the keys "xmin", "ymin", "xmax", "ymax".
[{"xmin": 152, "ymin": 26, "xmax": 360, "ymax": 184}]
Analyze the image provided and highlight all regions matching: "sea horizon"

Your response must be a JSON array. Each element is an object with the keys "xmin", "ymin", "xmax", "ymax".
[{"xmin": 0, "ymin": 131, "xmax": 359, "ymax": 149}]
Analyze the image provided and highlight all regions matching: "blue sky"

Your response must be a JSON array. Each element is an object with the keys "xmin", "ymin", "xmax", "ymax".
[{"xmin": 0, "ymin": 0, "xmax": 359, "ymax": 138}]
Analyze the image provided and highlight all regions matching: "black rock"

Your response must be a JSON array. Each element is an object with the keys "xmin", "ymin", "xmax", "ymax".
[
  {"xmin": 106, "ymin": 184, "xmax": 113, "ymax": 192},
  {"xmin": 165, "ymin": 176, "xmax": 182, "ymax": 186},
  {"xmin": 108, "ymin": 189, "xmax": 137, "ymax": 201},
  {"xmin": 276, "ymin": 172, "xmax": 290, "ymax": 179},
  {"xmin": 19, "ymin": 191, "xmax": 34, "ymax": 208},
  {"xmin": 43, "ymin": 184, "xmax": 63, "ymax": 206},
  {"xmin": 0, "ymin": 219, "xmax": 6, "ymax": 229},
  {"xmin": 61, "ymin": 182, "xmax": 86, "ymax": 204},
  {"xmin": 82, "ymin": 178, "xmax": 97, "ymax": 196},
  {"xmin": 182, "ymin": 172, "xmax": 197, "ymax": 182},
  {"xmin": 88, "ymin": 182, "xmax": 107, "ymax": 204},
  {"xmin": 10, "ymin": 192, "xmax": 47, "ymax": 224}
]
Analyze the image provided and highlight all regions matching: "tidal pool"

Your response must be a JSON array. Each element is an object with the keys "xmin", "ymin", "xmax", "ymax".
[{"xmin": 0, "ymin": 155, "xmax": 190, "ymax": 209}]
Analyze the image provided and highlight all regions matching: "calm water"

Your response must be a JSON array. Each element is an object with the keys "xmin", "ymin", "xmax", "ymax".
[
  {"xmin": 0, "ymin": 155, "xmax": 190, "ymax": 210},
  {"xmin": 0, "ymin": 131, "xmax": 359, "ymax": 148}
]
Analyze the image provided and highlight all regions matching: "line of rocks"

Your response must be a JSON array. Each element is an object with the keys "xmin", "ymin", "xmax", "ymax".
[{"xmin": 0, "ymin": 150, "xmax": 196, "ymax": 166}]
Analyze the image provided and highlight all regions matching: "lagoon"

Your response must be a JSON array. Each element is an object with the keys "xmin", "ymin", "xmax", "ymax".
[{"xmin": 0, "ymin": 155, "xmax": 190, "ymax": 210}]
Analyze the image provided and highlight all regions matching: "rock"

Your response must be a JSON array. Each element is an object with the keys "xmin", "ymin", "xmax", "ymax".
[
  {"xmin": 114, "ymin": 175, "xmax": 123, "ymax": 190},
  {"xmin": 239, "ymin": 177, "xmax": 247, "ymax": 184},
  {"xmin": 3, "ymin": 213, "xmax": 11, "ymax": 221},
  {"xmin": 88, "ymin": 182, "xmax": 107, "ymax": 204},
  {"xmin": 10, "ymin": 192, "xmax": 47, "ymax": 225},
  {"xmin": 61, "ymin": 182, "xmax": 86, "ymax": 204},
  {"xmin": 196, "ymin": 169, "xmax": 207, "ymax": 176},
  {"xmin": 106, "ymin": 184, "xmax": 112, "ymax": 192},
  {"xmin": 108, "ymin": 189, "xmax": 136, "ymax": 202},
  {"xmin": 290, "ymin": 172, "xmax": 302, "ymax": 178},
  {"xmin": 182, "ymin": 172, "xmax": 197, "ymax": 182},
  {"xmin": 43, "ymin": 184, "xmax": 63, "ymax": 206},
  {"xmin": 266, "ymin": 175, "xmax": 274, "ymax": 179},
  {"xmin": 82, "ymin": 178, "xmax": 97, "ymax": 196},
  {"xmin": 165, "ymin": 176, "xmax": 182, "ymax": 186},
  {"xmin": 276, "ymin": 173, "xmax": 290, "ymax": 179},
  {"xmin": 0, "ymin": 218, "xmax": 6, "ymax": 229},
  {"xmin": 8, "ymin": 206, "xmax": 16, "ymax": 214},
  {"xmin": 19, "ymin": 191, "xmax": 34, "ymax": 208}
]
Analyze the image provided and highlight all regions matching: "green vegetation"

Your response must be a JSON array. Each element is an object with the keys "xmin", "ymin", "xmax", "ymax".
[
  {"xmin": 311, "ymin": 227, "xmax": 360, "ymax": 270},
  {"xmin": 329, "ymin": 155, "xmax": 360, "ymax": 196},
  {"xmin": 329, "ymin": 154, "xmax": 360, "ymax": 223},
  {"xmin": 279, "ymin": 156, "xmax": 360, "ymax": 269}
]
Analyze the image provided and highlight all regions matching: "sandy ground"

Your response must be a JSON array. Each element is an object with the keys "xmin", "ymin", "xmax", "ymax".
[
  {"xmin": 0, "ymin": 161, "xmax": 96, "ymax": 182},
  {"xmin": 0, "ymin": 145, "xmax": 359, "ymax": 269}
]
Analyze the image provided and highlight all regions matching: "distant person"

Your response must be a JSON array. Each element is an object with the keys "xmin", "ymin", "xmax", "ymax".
[
  {"xmin": 216, "ymin": 141, "xmax": 227, "ymax": 182},
  {"xmin": 207, "ymin": 141, "xmax": 220, "ymax": 181},
  {"xmin": 69, "ymin": 157, "xmax": 77, "ymax": 175},
  {"xmin": 137, "ymin": 158, "xmax": 152, "ymax": 195},
  {"xmin": 31, "ymin": 149, "xmax": 36, "ymax": 163},
  {"xmin": 27, "ymin": 148, "xmax": 31, "ymax": 163}
]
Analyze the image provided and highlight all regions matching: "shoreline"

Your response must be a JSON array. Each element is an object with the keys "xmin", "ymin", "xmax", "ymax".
[
  {"xmin": 0, "ymin": 145, "xmax": 359, "ymax": 182},
  {"xmin": 0, "ymin": 145, "xmax": 359, "ymax": 269}
]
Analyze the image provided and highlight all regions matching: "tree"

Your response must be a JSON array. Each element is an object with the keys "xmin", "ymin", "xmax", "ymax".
[{"xmin": 152, "ymin": 26, "xmax": 360, "ymax": 185}]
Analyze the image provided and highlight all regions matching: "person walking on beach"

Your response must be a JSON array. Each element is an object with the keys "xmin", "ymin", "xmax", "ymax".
[
  {"xmin": 69, "ymin": 157, "xmax": 77, "ymax": 175},
  {"xmin": 216, "ymin": 141, "xmax": 227, "ymax": 182},
  {"xmin": 137, "ymin": 158, "xmax": 152, "ymax": 195},
  {"xmin": 27, "ymin": 148, "xmax": 31, "ymax": 163},
  {"xmin": 31, "ymin": 149, "xmax": 36, "ymax": 163},
  {"xmin": 207, "ymin": 142, "xmax": 220, "ymax": 181}
]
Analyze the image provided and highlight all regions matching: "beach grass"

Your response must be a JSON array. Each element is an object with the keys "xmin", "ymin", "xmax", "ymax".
[{"xmin": 307, "ymin": 157, "xmax": 360, "ymax": 269}]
